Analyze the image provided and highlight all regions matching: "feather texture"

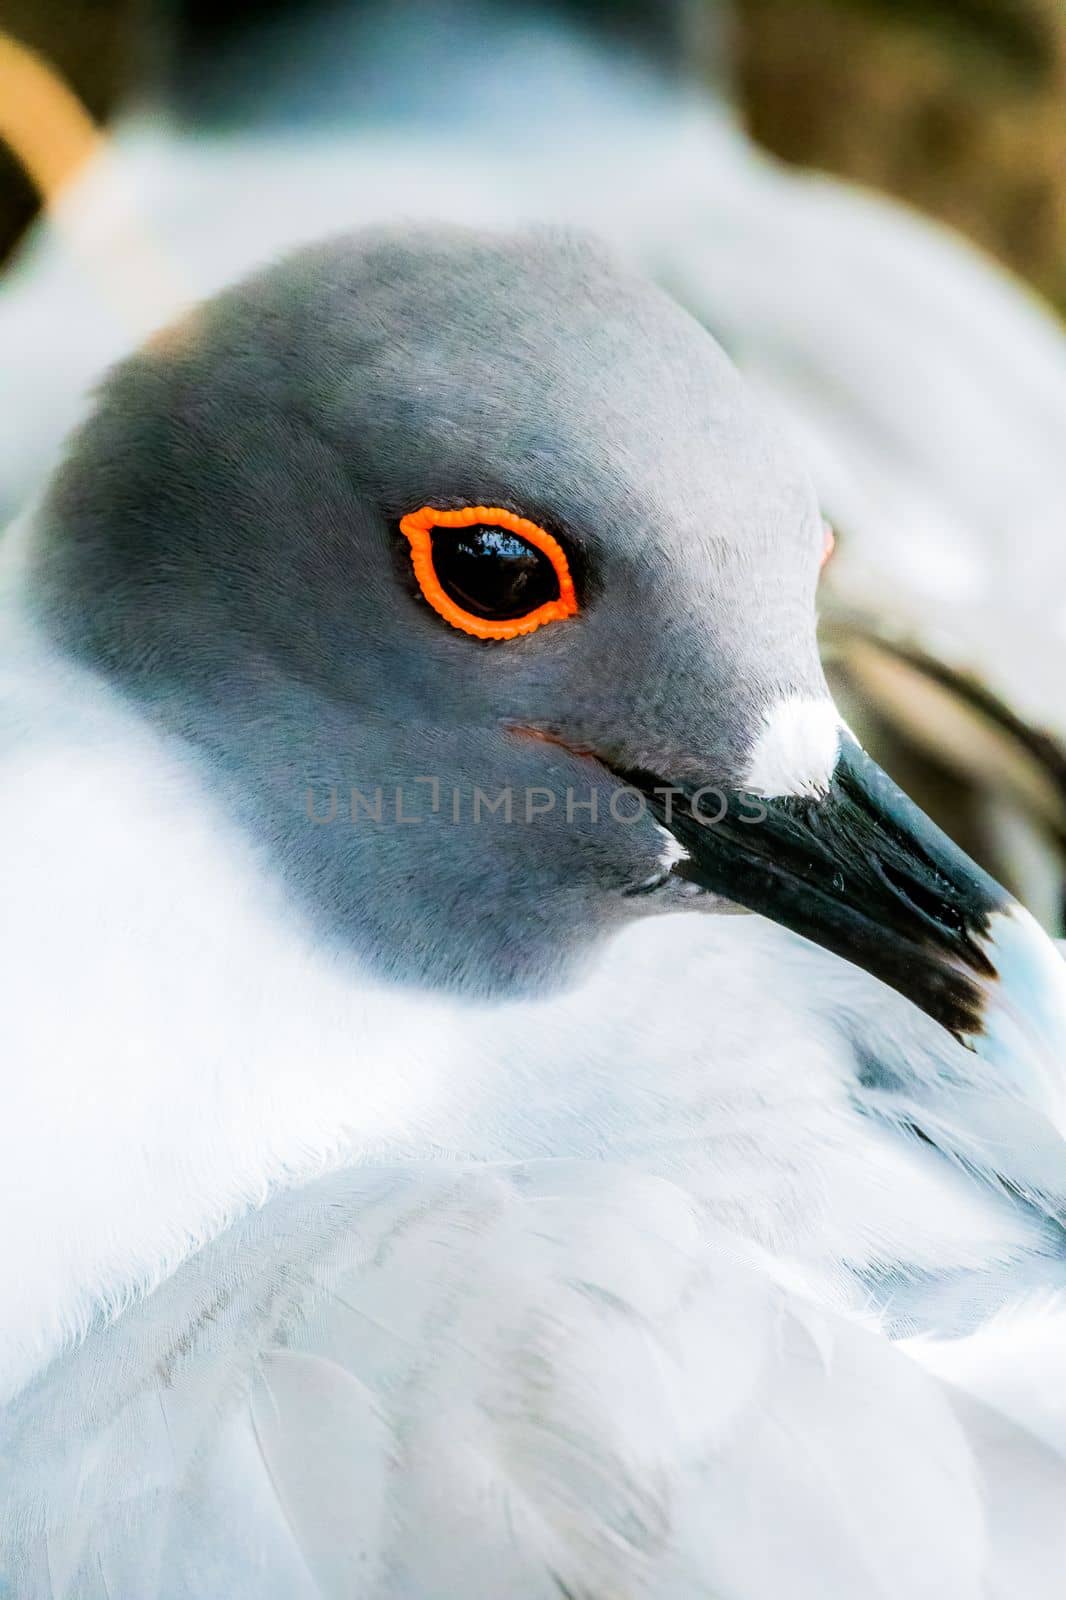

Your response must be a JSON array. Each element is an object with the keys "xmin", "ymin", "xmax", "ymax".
[{"xmin": 7, "ymin": 1161, "xmax": 1065, "ymax": 1599}]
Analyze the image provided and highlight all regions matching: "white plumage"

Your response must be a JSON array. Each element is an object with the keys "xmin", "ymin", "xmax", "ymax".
[
  {"xmin": 8, "ymin": 1157, "xmax": 1066, "ymax": 1600},
  {"xmin": 4, "ymin": 499, "xmax": 1066, "ymax": 1591}
]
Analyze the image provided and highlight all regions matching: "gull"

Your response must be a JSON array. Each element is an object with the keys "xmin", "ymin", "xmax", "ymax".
[{"xmin": 2, "ymin": 226, "xmax": 1066, "ymax": 1597}]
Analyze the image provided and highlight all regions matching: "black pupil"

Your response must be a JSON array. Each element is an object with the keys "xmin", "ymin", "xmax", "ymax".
[{"xmin": 431, "ymin": 525, "xmax": 560, "ymax": 621}]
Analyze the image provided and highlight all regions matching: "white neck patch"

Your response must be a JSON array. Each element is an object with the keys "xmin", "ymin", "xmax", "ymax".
[{"xmin": 743, "ymin": 696, "xmax": 842, "ymax": 799}]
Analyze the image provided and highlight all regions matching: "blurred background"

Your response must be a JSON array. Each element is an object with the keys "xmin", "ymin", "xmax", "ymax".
[
  {"xmin": 2, "ymin": 0, "xmax": 1065, "ymax": 928},
  {"xmin": 5, "ymin": 1, "xmax": 1066, "ymax": 293}
]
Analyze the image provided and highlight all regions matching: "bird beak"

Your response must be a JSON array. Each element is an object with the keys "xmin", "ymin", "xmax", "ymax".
[{"xmin": 640, "ymin": 735, "xmax": 1066, "ymax": 1100}]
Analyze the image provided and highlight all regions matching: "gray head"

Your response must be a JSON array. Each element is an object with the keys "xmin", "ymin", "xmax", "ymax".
[
  {"xmin": 34, "ymin": 224, "xmax": 1050, "ymax": 1059},
  {"xmin": 32, "ymin": 227, "xmax": 822, "ymax": 992}
]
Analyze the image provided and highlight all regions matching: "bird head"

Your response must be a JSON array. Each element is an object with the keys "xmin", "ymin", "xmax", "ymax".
[{"xmin": 31, "ymin": 225, "xmax": 1066, "ymax": 1095}]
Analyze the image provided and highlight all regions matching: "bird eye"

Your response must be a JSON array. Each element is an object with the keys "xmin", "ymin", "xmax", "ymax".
[{"xmin": 399, "ymin": 505, "xmax": 578, "ymax": 640}]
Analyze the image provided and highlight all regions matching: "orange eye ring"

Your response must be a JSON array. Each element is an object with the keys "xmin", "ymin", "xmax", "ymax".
[{"xmin": 399, "ymin": 504, "xmax": 579, "ymax": 641}]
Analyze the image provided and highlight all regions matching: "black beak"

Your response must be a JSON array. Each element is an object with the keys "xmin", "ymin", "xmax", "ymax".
[{"xmin": 635, "ymin": 735, "xmax": 1016, "ymax": 1045}]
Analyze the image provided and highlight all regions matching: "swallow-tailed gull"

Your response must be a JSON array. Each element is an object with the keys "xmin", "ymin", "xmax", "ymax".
[{"xmin": 2, "ymin": 226, "xmax": 1066, "ymax": 1597}]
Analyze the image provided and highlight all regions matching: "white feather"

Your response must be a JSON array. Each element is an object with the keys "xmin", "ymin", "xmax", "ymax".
[
  {"xmin": 11, "ymin": 1160, "xmax": 1065, "ymax": 1598},
  {"xmin": 742, "ymin": 696, "xmax": 842, "ymax": 799}
]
